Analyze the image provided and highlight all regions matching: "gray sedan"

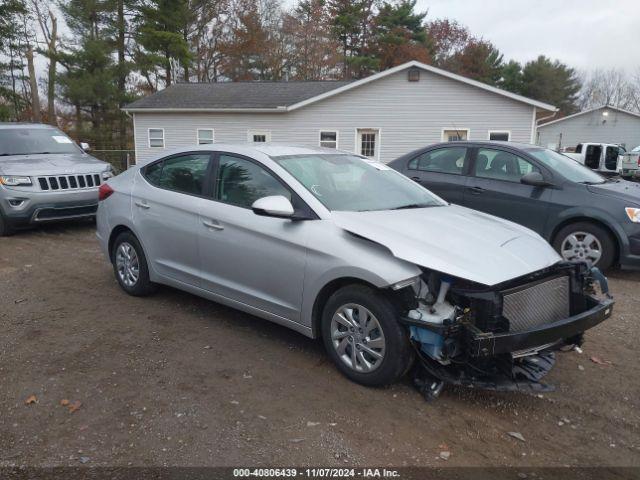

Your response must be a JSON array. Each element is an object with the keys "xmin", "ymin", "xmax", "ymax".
[
  {"xmin": 96, "ymin": 144, "xmax": 613, "ymax": 395},
  {"xmin": 389, "ymin": 141, "xmax": 640, "ymax": 270}
]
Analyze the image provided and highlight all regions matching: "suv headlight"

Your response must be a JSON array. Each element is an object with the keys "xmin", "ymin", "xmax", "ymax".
[
  {"xmin": 0, "ymin": 175, "xmax": 32, "ymax": 186},
  {"xmin": 625, "ymin": 207, "xmax": 640, "ymax": 223}
]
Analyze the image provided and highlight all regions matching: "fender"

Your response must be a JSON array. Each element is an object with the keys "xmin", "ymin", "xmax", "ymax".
[{"xmin": 545, "ymin": 206, "xmax": 625, "ymax": 247}]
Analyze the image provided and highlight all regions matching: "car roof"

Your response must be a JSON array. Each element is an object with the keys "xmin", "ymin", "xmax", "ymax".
[
  {"xmin": 0, "ymin": 122, "xmax": 58, "ymax": 130},
  {"xmin": 156, "ymin": 143, "xmax": 357, "ymax": 158},
  {"xmin": 389, "ymin": 141, "xmax": 544, "ymax": 164},
  {"xmin": 428, "ymin": 140, "xmax": 542, "ymax": 150}
]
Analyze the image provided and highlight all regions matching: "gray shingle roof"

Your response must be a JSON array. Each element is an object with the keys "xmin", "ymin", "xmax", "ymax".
[{"xmin": 125, "ymin": 81, "xmax": 353, "ymax": 110}]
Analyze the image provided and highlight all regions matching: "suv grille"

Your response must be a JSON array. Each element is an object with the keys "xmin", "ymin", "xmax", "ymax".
[
  {"xmin": 502, "ymin": 276, "xmax": 570, "ymax": 332},
  {"xmin": 38, "ymin": 174, "xmax": 102, "ymax": 191}
]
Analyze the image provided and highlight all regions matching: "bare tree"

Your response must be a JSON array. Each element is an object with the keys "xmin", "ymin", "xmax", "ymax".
[
  {"xmin": 30, "ymin": 0, "xmax": 57, "ymax": 125},
  {"xmin": 20, "ymin": 14, "xmax": 41, "ymax": 122},
  {"xmin": 578, "ymin": 68, "xmax": 638, "ymax": 112}
]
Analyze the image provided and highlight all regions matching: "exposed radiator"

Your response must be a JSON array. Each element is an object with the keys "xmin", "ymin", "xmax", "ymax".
[{"xmin": 502, "ymin": 276, "xmax": 570, "ymax": 332}]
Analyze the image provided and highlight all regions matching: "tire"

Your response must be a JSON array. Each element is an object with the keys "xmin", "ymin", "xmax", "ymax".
[
  {"xmin": 0, "ymin": 212, "xmax": 14, "ymax": 237},
  {"xmin": 321, "ymin": 284, "xmax": 413, "ymax": 387},
  {"xmin": 111, "ymin": 231, "xmax": 157, "ymax": 296},
  {"xmin": 552, "ymin": 222, "xmax": 616, "ymax": 270}
]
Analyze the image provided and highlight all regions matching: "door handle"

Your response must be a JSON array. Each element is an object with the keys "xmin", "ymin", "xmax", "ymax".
[
  {"xmin": 202, "ymin": 219, "xmax": 224, "ymax": 231},
  {"xmin": 410, "ymin": 176, "xmax": 421, "ymax": 182},
  {"xmin": 134, "ymin": 201, "xmax": 150, "ymax": 209},
  {"xmin": 468, "ymin": 186, "xmax": 485, "ymax": 195}
]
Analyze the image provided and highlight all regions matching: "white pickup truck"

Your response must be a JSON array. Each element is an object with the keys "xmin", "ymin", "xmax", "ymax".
[{"xmin": 563, "ymin": 143, "xmax": 639, "ymax": 178}]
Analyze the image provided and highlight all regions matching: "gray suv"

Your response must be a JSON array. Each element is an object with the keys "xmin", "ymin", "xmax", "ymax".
[{"xmin": 0, "ymin": 123, "xmax": 113, "ymax": 235}]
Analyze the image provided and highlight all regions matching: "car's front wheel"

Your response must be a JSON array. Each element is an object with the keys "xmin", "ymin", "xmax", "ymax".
[
  {"xmin": 111, "ymin": 231, "xmax": 157, "ymax": 296},
  {"xmin": 321, "ymin": 284, "xmax": 413, "ymax": 387},
  {"xmin": 0, "ymin": 212, "xmax": 14, "ymax": 237},
  {"xmin": 553, "ymin": 222, "xmax": 616, "ymax": 270}
]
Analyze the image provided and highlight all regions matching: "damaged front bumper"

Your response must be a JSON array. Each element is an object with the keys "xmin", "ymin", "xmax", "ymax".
[
  {"xmin": 397, "ymin": 262, "xmax": 614, "ymax": 396},
  {"xmin": 464, "ymin": 295, "xmax": 613, "ymax": 358}
]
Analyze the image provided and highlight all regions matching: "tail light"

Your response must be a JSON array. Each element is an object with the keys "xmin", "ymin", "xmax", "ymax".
[{"xmin": 98, "ymin": 183, "xmax": 114, "ymax": 201}]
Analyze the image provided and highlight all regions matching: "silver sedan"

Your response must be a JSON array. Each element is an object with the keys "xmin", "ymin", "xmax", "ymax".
[{"xmin": 96, "ymin": 144, "xmax": 612, "ymax": 393}]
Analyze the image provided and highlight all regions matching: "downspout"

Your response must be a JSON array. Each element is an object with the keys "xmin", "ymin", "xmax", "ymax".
[
  {"xmin": 534, "ymin": 109, "xmax": 559, "ymax": 147},
  {"xmin": 124, "ymin": 110, "xmax": 134, "ymax": 169}
]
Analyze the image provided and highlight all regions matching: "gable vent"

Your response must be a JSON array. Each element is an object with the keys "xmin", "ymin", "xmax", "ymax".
[{"xmin": 408, "ymin": 67, "xmax": 420, "ymax": 82}]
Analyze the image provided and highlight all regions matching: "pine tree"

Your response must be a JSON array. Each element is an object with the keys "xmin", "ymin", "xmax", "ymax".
[
  {"xmin": 135, "ymin": 0, "xmax": 191, "ymax": 87},
  {"xmin": 521, "ymin": 55, "xmax": 581, "ymax": 114},
  {"xmin": 372, "ymin": 0, "xmax": 431, "ymax": 70}
]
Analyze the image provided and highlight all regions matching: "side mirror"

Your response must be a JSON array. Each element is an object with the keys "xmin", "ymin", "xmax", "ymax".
[
  {"xmin": 521, "ymin": 171, "xmax": 552, "ymax": 187},
  {"xmin": 251, "ymin": 195, "xmax": 294, "ymax": 219},
  {"xmin": 80, "ymin": 142, "xmax": 91, "ymax": 151}
]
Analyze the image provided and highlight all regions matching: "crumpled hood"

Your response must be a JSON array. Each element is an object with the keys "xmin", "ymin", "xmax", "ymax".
[
  {"xmin": 0, "ymin": 153, "xmax": 108, "ymax": 176},
  {"xmin": 587, "ymin": 180, "xmax": 640, "ymax": 207},
  {"xmin": 331, "ymin": 205, "xmax": 561, "ymax": 286}
]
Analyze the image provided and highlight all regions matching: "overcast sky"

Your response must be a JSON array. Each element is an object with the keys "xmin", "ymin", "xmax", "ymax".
[{"xmin": 416, "ymin": 0, "xmax": 640, "ymax": 72}]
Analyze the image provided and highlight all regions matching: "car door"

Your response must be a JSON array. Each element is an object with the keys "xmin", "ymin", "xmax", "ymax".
[
  {"xmin": 463, "ymin": 147, "xmax": 553, "ymax": 233},
  {"xmin": 197, "ymin": 153, "xmax": 310, "ymax": 321},
  {"xmin": 132, "ymin": 152, "xmax": 212, "ymax": 286},
  {"xmin": 404, "ymin": 146, "xmax": 470, "ymax": 203}
]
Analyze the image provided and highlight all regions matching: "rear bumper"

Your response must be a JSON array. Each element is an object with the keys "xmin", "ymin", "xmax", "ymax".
[{"xmin": 464, "ymin": 296, "xmax": 614, "ymax": 357}]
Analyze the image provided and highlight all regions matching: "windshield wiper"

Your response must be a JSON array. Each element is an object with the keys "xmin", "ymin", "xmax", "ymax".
[{"xmin": 391, "ymin": 203, "xmax": 434, "ymax": 210}]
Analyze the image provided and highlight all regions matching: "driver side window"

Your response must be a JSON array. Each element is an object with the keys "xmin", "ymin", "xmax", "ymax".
[{"xmin": 215, "ymin": 155, "xmax": 290, "ymax": 209}]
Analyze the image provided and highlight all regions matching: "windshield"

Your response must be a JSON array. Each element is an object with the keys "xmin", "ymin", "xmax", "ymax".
[
  {"xmin": 526, "ymin": 148, "xmax": 606, "ymax": 184},
  {"xmin": 272, "ymin": 154, "xmax": 446, "ymax": 212},
  {"xmin": 0, "ymin": 128, "xmax": 80, "ymax": 156}
]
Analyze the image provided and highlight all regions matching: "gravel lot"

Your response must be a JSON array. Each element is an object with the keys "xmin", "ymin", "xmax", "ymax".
[{"xmin": 1, "ymin": 223, "xmax": 639, "ymax": 468}]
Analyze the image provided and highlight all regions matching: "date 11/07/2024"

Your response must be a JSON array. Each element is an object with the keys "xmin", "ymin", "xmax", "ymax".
[{"xmin": 233, "ymin": 468, "xmax": 401, "ymax": 478}]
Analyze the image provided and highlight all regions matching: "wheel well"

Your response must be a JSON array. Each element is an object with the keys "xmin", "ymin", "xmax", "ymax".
[
  {"xmin": 108, "ymin": 225, "xmax": 134, "ymax": 261},
  {"xmin": 311, "ymin": 277, "xmax": 384, "ymax": 340},
  {"xmin": 550, "ymin": 217, "xmax": 619, "ymax": 262}
]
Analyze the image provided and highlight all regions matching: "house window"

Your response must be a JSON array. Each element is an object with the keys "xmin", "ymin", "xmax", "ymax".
[
  {"xmin": 357, "ymin": 128, "xmax": 379, "ymax": 159},
  {"xmin": 248, "ymin": 130, "xmax": 271, "ymax": 143},
  {"xmin": 488, "ymin": 131, "xmax": 510, "ymax": 141},
  {"xmin": 148, "ymin": 128, "xmax": 164, "ymax": 148},
  {"xmin": 197, "ymin": 129, "xmax": 214, "ymax": 145},
  {"xmin": 319, "ymin": 131, "xmax": 338, "ymax": 149},
  {"xmin": 442, "ymin": 129, "xmax": 469, "ymax": 142}
]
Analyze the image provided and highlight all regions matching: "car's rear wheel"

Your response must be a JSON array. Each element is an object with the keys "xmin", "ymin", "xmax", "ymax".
[
  {"xmin": 111, "ymin": 231, "xmax": 157, "ymax": 296},
  {"xmin": 321, "ymin": 284, "xmax": 413, "ymax": 387},
  {"xmin": 553, "ymin": 222, "xmax": 616, "ymax": 270}
]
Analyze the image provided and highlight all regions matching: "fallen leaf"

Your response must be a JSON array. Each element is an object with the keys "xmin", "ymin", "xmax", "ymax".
[
  {"xmin": 68, "ymin": 401, "xmax": 82, "ymax": 413},
  {"xmin": 60, "ymin": 399, "xmax": 70, "ymax": 406},
  {"xmin": 590, "ymin": 356, "xmax": 612, "ymax": 366},
  {"xmin": 508, "ymin": 431, "xmax": 526, "ymax": 442},
  {"xmin": 25, "ymin": 395, "xmax": 37, "ymax": 405}
]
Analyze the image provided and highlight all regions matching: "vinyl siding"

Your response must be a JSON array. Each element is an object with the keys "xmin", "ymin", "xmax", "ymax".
[
  {"xmin": 133, "ymin": 69, "xmax": 536, "ymax": 165},
  {"xmin": 537, "ymin": 108, "xmax": 640, "ymax": 151}
]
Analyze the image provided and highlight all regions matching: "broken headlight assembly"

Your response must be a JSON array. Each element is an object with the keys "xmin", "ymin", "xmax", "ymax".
[{"xmin": 396, "ymin": 262, "xmax": 614, "ymax": 400}]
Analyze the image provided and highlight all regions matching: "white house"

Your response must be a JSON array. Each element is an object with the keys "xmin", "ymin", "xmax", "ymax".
[
  {"xmin": 124, "ymin": 61, "xmax": 556, "ymax": 165},
  {"xmin": 537, "ymin": 105, "xmax": 640, "ymax": 151}
]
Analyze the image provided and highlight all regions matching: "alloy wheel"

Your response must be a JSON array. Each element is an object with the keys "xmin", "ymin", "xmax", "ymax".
[
  {"xmin": 115, "ymin": 242, "xmax": 140, "ymax": 287},
  {"xmin": 330, "ymin": 303, "xmax": 386, "ymax": 373}
]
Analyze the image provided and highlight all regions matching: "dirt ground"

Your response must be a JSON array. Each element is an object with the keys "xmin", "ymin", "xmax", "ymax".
[{"xmin": 1, "ymin": 222, "xmax": 639, "ymax": 469}]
